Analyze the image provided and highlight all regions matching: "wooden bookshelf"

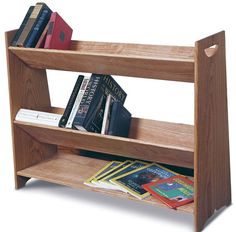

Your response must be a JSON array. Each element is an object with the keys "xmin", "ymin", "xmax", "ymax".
[{"xmin": 5, "ymin": 30, "xmax": 231, "ymax": 232}]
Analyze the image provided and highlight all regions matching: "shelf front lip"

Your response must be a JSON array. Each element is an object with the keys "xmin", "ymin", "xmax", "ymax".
[
  {"xmin": 14, "ymin": 120, "xmax": 194, "ymax": 168},
  {"xmin": 8, "ymin": 46, "xmax": 194, "ymax": 83},
  {"xmin": 16, "ymin": 152, "xmax": 194, "ymax": 214}
]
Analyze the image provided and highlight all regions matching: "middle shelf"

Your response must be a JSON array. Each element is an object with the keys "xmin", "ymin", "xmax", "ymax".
[{"xmin": 14, "ymin": 116, "xmax": 194, "ymax": 168}]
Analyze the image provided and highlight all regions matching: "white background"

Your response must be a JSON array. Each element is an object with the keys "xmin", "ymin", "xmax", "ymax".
[{"xmin": 0, "ymin": 0, "xmax": 235, "ymax": 231}]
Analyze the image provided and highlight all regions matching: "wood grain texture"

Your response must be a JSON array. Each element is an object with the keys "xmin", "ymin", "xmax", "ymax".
[
  {"xmin": 9, "ymin": 41, "xmax": 194, "ymax": 82},
  {"xmin": 14, "ymin": 119, "xmax": 194, "ymax": 168},
  {"xmin": 5, "ymin": 30, "xmax": 56, "ymax": 188},
  {"xmin": 194, "ymin": 31, "xmax": 231, "ymax": 232},
  {"xmin": 17, "ymin": 150, "xmax": 194, "ymax": 214}
]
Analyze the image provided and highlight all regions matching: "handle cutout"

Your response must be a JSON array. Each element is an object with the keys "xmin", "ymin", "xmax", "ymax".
[{"xmin": 204, "ymin": 44, "xmax": 219, "ymax": 57}]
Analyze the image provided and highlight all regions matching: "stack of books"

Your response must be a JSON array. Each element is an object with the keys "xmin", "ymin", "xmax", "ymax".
[
  {"xmin": 84, "ymin": 160, "xmax": 194, "ymax": 209},
  {"xmin": 11, "ymin": 2, "xmax": 73, "ymax": 49},
  {"xmin": 16, "ymin": 73, "xmax": 132, "ymax": 138}
]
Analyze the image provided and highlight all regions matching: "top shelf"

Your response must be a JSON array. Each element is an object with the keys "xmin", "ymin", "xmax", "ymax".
[{"xmin": 8, "ymin": 36, "xmax": 195, "ymax": 82}]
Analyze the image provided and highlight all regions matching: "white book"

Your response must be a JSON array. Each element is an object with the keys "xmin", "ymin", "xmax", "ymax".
[
  {"xmin": 101, "ymin": 94, "xmax": 114, "ymax": 134},
  {"xmin": 65, "ymin": 75, "xmax": 91, "ymax": 129},
  {"xmin": 15, "ymin": 109, "xmax": 62, "ymax": 127}
]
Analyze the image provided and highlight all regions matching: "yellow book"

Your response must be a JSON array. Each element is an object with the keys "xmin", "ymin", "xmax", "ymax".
[
  {"xmin": 84, "ymin": 161, "xmax": 121, "ymax": 187},
  {"xmin": 111, "ymin": 163, "xmax": 178, "ymax": 200}
]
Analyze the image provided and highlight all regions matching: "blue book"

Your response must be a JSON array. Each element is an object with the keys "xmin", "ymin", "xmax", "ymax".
[
  {"xmin": 107, "ymin": 101, "xmax": 131, "ymax": 137},
  {"xmin": 24, "ymin": 4, "xmax": 52, "ymax": 47},
  {"xmin": 11, "ymin": 6, "xmax": 34, "ymax": 46}
]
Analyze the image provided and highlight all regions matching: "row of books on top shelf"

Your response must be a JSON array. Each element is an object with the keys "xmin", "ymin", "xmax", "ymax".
[
  {"xmin": 16, "ymin": 73, "xmax": 132, "ymax": 138},
  {"xmin": 85, "ymin": 159, "xmax": 194, "ymax": 209},
  {"xmin": 11, "ymin": 2, "xmax": 72, "ymax": 49}
]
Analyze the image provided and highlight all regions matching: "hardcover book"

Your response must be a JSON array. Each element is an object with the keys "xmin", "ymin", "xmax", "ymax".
[
  {"xmin": 73, "ymin": 74, "xmax": 127, "ymax": 133},
  {"xmin": 16, "ymin": 3, "xmax": 52, "ymax": 47},
  {"xmin": 59, "ymin": 75, "xmax": 85, "ymax": 128},
  {"xmin": 11, "ymin": 6, "xmax": 34, "ymax": 46},
  {"xmin": 44, "ymin": 12, "xmax": 73, "ymax": 50},
  {"xmin": 84, "ymin": 161, "xmax": 121, "ymax": 187},
  {"xmin": 107, "ymin": 101, "xmax": 131, "ymax": 137},
  {"xmin": 35, "ymin": 21, "xmax": 50, "ymax": 48},
  {"xmin": 111, "ymin": 163, "xmax": 177, "ymax": 199},
  {"xmin": 142, "ymin": 175, "xmax": 194, "ymax": 209}
]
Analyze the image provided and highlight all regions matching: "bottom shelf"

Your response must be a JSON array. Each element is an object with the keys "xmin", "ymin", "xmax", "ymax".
[{"xmin": 17, "ymin": 150, "xmax": 194, "ymax": 214}]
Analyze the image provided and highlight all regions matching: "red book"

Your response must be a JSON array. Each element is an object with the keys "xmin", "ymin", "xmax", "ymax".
[
  {"xmin": 142, "ymin": 175, "xmax": 194, "ymax": 209},
  {"xmin": 44, "ymin": 12, "xmax": 73, "ymax": 49}
]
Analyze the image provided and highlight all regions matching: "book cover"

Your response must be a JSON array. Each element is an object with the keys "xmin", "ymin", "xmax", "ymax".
[
  {"xmin": 73, "ymin": 74, "xmax": 127, "ymax": 133},
  {"xmin": 84, "ymin": 161, "xmax": 121, "ymax": 187},
  {"xmin": 111, "ymin": 163, "xmax": 177, "ymax": 199},
  {"xmin": 107, "ymin": 101, "xmax": 131, "ymax": 137},
  {"xmin": 44, "ymin": 12, "xmax": 73, "ymax": 50},
  {"xmin": 92, "ymin": 160, "xmax": 132, "ymax": 189},
  {"xmin": 24, "ymin": 5, "xmax": 52, "ymax": 47},
  {"xmin": 142, "ymin": 175, "xmax": 194, "ymax": 209},
  {"xmin": 16, "ymin": 3, "xmax": 49, "ymax": 47},
  {"xmin": 101, "ymin": 160, "xmax": 148, "ymax": 191},
  {"xmin": 58, "ymin": 75, "xmax": 85, "ymax": 128},
  {"xmin": 11, "ymin": 6, "xmax": 34, "ymax": 46},
  {"xmin": 16, "ymin": 109, "xmax": 62, "ymax": 127}
]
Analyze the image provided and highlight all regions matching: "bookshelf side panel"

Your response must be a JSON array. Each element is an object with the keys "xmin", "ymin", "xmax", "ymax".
[
  {"xmin": 5, "ymin": 30, "xmax": 56, "ymax": 188},
  {"xmin": 194, "ymin": 31, "xmax": 231, "ymax": 232}
]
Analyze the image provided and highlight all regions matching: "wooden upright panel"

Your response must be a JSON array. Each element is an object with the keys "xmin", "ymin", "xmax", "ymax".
[
  {"xmin": 194, "ymin": 31, "xmax": 231, "ymax": 232},
  {"xmin": 5, "ymin": 30, "xmax": 57, "ymax": 188}
]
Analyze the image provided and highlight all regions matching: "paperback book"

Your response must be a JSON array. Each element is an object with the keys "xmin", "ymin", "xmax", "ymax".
[
  {"xmin": 142, "ymin": 175, "xmax": 194, "ymax": 209},
  {"xmin": 111, "ymin": 163, "xmax": 177, "ymax": 199}
]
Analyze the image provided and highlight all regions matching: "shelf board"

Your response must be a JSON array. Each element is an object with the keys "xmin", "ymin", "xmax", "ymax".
[
  {"xmin": 17, "ymin": 151, "xmax": 194, "ymax": 214},
  {"xmin": 9, "ymin": 40, "xmax": 194, "ymax": 82},
  {"xmin": 14, "ymin": 118, "xmax": 194, "ymax": 168}
]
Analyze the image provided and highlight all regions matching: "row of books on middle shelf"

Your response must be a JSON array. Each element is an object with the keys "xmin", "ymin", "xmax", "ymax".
[
  {"xmin": 84, "ymin": 159, "xmax": 194, "ymax": 209},
  {"xmin": 16, "ymin": 73, "xmax": 132, "ymax": 138}
]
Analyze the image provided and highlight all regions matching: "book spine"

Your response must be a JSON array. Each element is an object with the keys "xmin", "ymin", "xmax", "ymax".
[
  {"xmin": 44, "ymin": 13, "xmax": 57, "ymax": 49},
  {"xmin": 65, "ymin": 76, "xmax": 91, "ymax": 129},
  {"xmin": 11, "ymin": 6, "xmax": 34, "ymax": 46},
  {"xmin": 58, "ymin": 75, "xmax": 84, "ymax": 128},
  {"xmin": 73, "ymin": 74, "xmax": 102, "ymax": 130},
  {"xmin": 16, "ymin": 3, "xmax": 44, "ymax": 47},
  {"xmin": 24, "ymin": 6, "xmax": 52, "ymax": 48}
]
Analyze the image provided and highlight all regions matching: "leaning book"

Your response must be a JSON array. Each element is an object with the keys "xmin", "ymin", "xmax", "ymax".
[
  {"xmin": 142, "ymin": 175, "xmax": 194, "ymax": 209},
  {"xmin": 111, "ymin": 163, "xmax": 177, "ymax": 200}
]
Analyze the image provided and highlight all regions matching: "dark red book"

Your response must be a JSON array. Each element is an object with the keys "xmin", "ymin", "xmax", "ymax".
[
  {"xmin": 142, "ymin": 175, "xmax": 194, "ymax": 209},
  {"xmin": 44, "ymin": 12, "xmax": 73, "ymax": 49}
]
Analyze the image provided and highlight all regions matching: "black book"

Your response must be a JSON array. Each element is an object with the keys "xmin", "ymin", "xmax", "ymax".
[
  {"xmin": 58, "ymin": 75, "xmax": 84, "ymax": 128},
  {"xmin": 108, "ymin": 101, "xmax": 131, "ymax": 137}
]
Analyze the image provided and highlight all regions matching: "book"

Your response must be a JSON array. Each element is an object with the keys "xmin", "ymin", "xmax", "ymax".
[
  {"xmin": 73, "ymin": 74, "xmax": 127, "ymax": 133},
  {"xmin": 24, "ymin": 5, "xmax": 52, "ymax": 48},
  {"xmin": 142, "ymin": 175, "xmax": 194, "ymax": 209},
  {"xmin": 111, "ymin": 163, "xmax": 177, "ymax": 200},
  {"xmin": 58, "ymin": 75, "xmax": 84, "ymax": 128},
  {"xmin": 16, "ymin": 109, "xmax": 62, "ymax": 127},
  {"xmin": 107, "ymin": 101, "xmax": 131, "ymax": 137},
  {"xmin": 100, "ymin": 160, "xmax": 148, "ymax": 190},
  {"xmin": 84, "ymin": 161, "xmax": 121, "ymax": 187},
  {"xmin": 44, "ymin": 12, "xmax": 73, "ymax": 50},
  {"xmin": 92, "ymin": 160, "xmax": 133, "ymax": 189},
  {"xmin": 16, "ymin": 3, "xmax": 50, "ymax": 47},
  {"xmin": 65, "ymin": 76, "xmax": 91, "ymax": 128},
  {"xmin": 101, "ymin": 94, "xmax": 114, "ymax": 134},
  {"xmin": 35, "ymin": 21, "xmax": 50, "ymax": 48},
  {"xmin": 11, "ymin": 6, "xmax": 34, "ymax": 46}
]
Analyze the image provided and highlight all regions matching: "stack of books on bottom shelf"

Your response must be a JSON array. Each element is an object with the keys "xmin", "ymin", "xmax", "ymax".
[{"xmin": 84, "ymin": 160, "xmax": 194, "ymax": 209}]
